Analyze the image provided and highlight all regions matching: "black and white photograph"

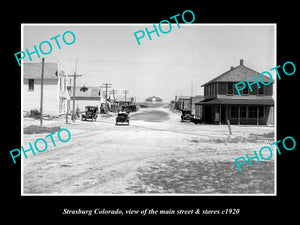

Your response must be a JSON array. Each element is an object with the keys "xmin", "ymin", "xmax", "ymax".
[
  {"xmin": 4, "ymin": 5, "xmax": 298, "ymax": 220},
  {"xmin": 21, "ymin": 24, "xmax": 276, "ymax": 195}
]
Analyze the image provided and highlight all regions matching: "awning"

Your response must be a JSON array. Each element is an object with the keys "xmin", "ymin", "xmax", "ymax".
[{"xmin": 195, "ymin": 98, "xmax": 274, "ymax": 106}]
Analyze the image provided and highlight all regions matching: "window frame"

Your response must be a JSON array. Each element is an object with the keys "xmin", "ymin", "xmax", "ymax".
[
  {"xmin": 227, "ymin": 82, "xmax": 234, "ymax": 95},
  {"xmin": 258, "ymin": 85, "xmax": 264, "ymax": 95},
  {"xmin": 240, "ymin": 106, "xmax": 247, "ymax": 118},
  {"xmin": 259, "ymin": 105, "xmax": 264, "ymax": 118},
  {"xmin": 242, "ymin": 86, "xmax": 249, "ymax": 95},
  {"xmin": 28, "ymin": 79, "xmax": 34, "ymax": 91},
  {"xmin": 230, "ymin": 106, "xmax": 238, "ymax": 118},
  {"xmin": 248, "ymin": 106, "xmax": 257, "ymax": 118}
]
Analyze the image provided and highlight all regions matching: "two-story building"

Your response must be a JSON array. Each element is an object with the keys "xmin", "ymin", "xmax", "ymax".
[
  {"xmin": 23, "ymin": 62, "xmax": 69, "ymax": 116},
  {"xmin": 67, "ymin": 86, "xmax": 105, "ymax": 113},
  {"xmin": 195, "ymin": 59, "xmax": 274, "ymax": 125}
]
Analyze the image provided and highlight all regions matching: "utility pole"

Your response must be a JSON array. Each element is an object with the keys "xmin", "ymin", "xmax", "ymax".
[
  {"xmin": 110, "ymin": 89, "xmax": 117, "ymax": 100},
  {"xmin": 101, "ymin": 83, "xmax": 112, "ymax": 102},
  {"xmin": 101, "ymin": 83, "xmax": 112, "ymax": 113},
  {"xmin": 123, "ymin": 90, "xmax": 129, "ymax": 104},
  {"xmin": 40, "ymin": 58, "xmax": 45, "ymax": 127},
  {"xmin": 110, "ymin": 89, "xmax": 118, "ymax": 112},
  {"xmin": 68, "ymin": 59, "xmax": 82, "ymax": 122}
]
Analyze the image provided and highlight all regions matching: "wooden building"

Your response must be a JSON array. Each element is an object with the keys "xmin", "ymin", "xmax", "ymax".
[
  {"xmin": 23, "ymin": 62, "xmax": 69, "ymax": 116},
  {"xmin": 145, "ymin": 96, "xmax": 163, "ymax": 103},
  {"xmin": 175, "ymin": 96, "xmax": 191, "ymax": 111},
  {"xmin": 68, "ymin": 86, "xmax": 104, "ymax": 113},
  {"xmin": 195, "ymin": 59, "xmax": 274, "ymax": 125}
]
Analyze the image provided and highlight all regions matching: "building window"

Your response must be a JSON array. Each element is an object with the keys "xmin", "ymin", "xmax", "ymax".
[
  {"xmin": 240, "ymin": 106, "xmax": 247, "ymax": 118},
  {"xmin": 230, "ymin": 106, "xmax": 238, "ymax": 118},
  {"xmin": 227, "ymin": 82, "xmax": 234, "ymax": 95},
  {"xmin": 242, "ymin": 86, "xmax": 249, "ymax": 95},
  {"xmin": 28, "ymin": 79, "xmax": 34, "ymax": 91},
  {"xmin": 214, "ymin": 83, "xmax": 217, "ymax": 95},
  {"xmin": 259, "ymin": 106, "xmax": 264, "ymax": 118},
  {"xmin": 258, "ymin": 86, "xmax": 264, "ymax": 95},
  {"xmin": 64, "ymin": 79, "xmax": 67, "ymax": 91},
  {"xmin": 248, "ymin": 106, "xmax": 257, "ymax": 118},
  {"xmin": 59, "ymin": 78, "xmax": 62, "ymax": 91}
]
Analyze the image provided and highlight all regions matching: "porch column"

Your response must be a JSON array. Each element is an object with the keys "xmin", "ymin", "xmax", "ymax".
[
  {"xmin": 219, "ymin": 105, "xmax": 222, "ymax": 125},
  {"xmin": 257, "ymin": 105, "xmax": 259, "ymax": 126},
  {"xmin": 238, "ymin": 106, "xmax": 240, "ymax": 125}
]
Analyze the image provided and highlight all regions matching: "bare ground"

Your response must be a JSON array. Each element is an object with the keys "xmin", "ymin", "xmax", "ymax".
[{"xmin": 22, "ymin": 107, "xmax": 275, "ymax": 195}]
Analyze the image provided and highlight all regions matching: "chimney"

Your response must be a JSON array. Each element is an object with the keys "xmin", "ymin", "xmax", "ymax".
[
  {"xmin": 230, "ymin": 66, "xmax": 234, "ymax": 70},
  {"xmin": 240, "ymin": 59, "xmax": 244, "ymax": 66}
]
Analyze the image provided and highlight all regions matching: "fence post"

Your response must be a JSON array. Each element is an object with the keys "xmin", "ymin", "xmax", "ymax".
[{"xmin": 227, "ymin": 119, "xmax": 232, "ymax": 135}]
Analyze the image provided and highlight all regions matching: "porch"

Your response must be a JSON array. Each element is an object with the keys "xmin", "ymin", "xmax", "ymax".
[{"xmin": 197, "ymin": 98, "xmax": 274, "ymax": 125}]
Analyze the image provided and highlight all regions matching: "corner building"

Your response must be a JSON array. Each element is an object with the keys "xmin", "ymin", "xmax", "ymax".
[{"xmin": 196, "ymin": 59, "xmax": 274, "ymax": 125}]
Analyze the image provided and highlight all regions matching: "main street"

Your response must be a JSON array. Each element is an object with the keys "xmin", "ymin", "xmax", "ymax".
[{"xmin": 23, "ymin": 107, "xmax": 275, "ymax": 194}]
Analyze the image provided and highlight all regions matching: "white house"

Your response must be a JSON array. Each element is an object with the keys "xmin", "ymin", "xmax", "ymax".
[
  {"xmin": 145, "ymin": 96, "xmax": 163, "ymax": 103},
  {"xmin": 67, "ymin": 86, "xmax": 106, "ymax": 113},
  {"xmin": 23, "ymin": 62, "xmax": 69, "ymax": 116}
]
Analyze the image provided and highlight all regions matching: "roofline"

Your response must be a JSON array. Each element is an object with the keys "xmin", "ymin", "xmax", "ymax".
[
  {"xmin": 195, "ymin": 98, "xmax": 274, "ymax": 106},
  {"xmin": 200, "ymin": 64, "xmax": 273, "ymax": 87}
]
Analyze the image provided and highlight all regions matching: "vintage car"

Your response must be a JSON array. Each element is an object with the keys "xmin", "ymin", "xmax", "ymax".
[
  {"xmin": 121, "ymin": 104, "xmax": 137, "ymax": 113},
  {"xmin": 116, "ymin": 111, "xmax": 129, "ymax": 125},
  {"xmin": 181, "ymin": 109, "xmax": 193, "ymax": 122},
  {"xmin": 81, "ymin": 106, "xmax": 98, "ymax": 121}
]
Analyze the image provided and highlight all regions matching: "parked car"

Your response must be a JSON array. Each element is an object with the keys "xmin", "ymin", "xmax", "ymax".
[
  {"xmin": 181, "ymin": 109, "xmax": 193, "ymax": 122},
  {"xmin": 116, "ymin": 111, "xmax": 129, "ymax": 125},
  {"xmin": 81, "ymin": 106, "xmax": 98, "ymax": 121}
]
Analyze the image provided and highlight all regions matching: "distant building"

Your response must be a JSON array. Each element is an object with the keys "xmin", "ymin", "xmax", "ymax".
[
  {"xmin": 68, "ymin": 86, "xmax": 105, "ymax": 112},
  {"xmin": 117, "ymin": 96, "xmax": 135, "ymax": 105},
  {"xmin": 191, "ymin": 95, "xmax": 204, "ymax": 116},
  {"xmin": 195, "ymin": 59, "xmax": 274, "ymax": 125},
  {"xmin": 145, "ymin": 96, "xmax": 163, "ymax": 103},
  {"xmin": 174, "ymin": 96, "xmax": 190, "ymax": 111},
  {"xmin": 23, "ymin": 62, "xmax": 69, "ymax": 116},
  {"xmin": 173, "ymin": 95, "xmax": 204, "ymax": 113}
]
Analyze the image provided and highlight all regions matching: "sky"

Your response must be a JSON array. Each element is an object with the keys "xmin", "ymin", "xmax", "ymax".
[{"xmin": 22, "ymin": 24, "xmax": 275, "ymax": 102}]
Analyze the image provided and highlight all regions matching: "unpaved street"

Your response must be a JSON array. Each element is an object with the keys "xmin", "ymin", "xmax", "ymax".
[{"xmin": 23, "ymin": 107, "xmax": 275, "ymax": 194}]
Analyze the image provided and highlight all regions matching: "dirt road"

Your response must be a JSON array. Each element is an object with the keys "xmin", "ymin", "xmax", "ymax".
[{"xmin": 22, "ymin": 107, "xmax": 275, "ymax": 194}]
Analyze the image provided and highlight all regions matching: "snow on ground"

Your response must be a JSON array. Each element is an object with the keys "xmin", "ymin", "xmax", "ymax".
[{"xmin": 22, "ymin": 107, "xmax": 275, "ymax": 195}]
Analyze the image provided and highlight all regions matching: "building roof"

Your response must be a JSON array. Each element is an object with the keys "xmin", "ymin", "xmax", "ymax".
[
  {"xmin": 68, "ymin": 86, "xmax": 101, "ymax": 98},
  {"xmin": 195, "ymin": 98, "xmax": 274, "ymax": 106},
  {"xmin": 117, "ymin": 96, "xmax": 134, "ymax": 102},
  {"xmin": 23, "ymin": 62, "xmax": 62, "ymax": 79},
  {"xmin": 177, "ymin": 96, "xmax": 191, "ymax": 100},
  {"xmin": 145, "ymin": 96, "xmax": 162, "ymax": 101},
  {"xmin": 201, "ymin": 59, "xmax": 272, "ymax": 86},
  {"xmin": 191, "ymin": 95, "xmax": 204, "ymax": 101}
]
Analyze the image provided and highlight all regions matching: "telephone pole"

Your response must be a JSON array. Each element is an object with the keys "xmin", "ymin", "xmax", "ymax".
[
  {"xmin": 101, "ymin": 83, "xmax": 112, "ymax": 103},
  {"xmin": 123, "ymin": 90, "xmax": 129, "ymax": 103},
  {"xmin": 110, "ymin": 89, "xmax": 118, "ymax": 112},
  {"xmin": 68, "ymin": 59, "xmax": 82, "ymax": 122},
  {"xmin": 40, "ymin": 58, "xmax": 45, "ymax": 127}
]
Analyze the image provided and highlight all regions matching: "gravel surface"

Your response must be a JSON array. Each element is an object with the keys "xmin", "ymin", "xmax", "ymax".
[{"xmin": 22, "ymin": 107, "xmax": 275, "ymax": 195}]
